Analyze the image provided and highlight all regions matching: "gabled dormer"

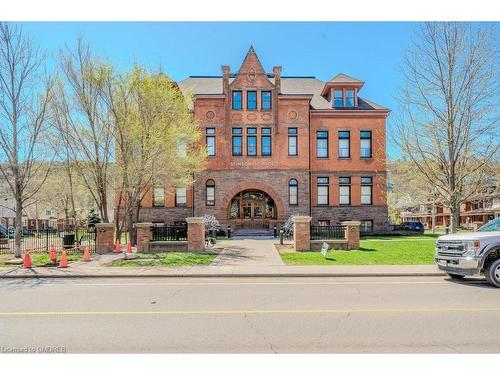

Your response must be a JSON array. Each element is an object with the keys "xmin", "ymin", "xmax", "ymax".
[{"xmin": 321, "ymin": 73, "xmax": 364, "ymax": 109}]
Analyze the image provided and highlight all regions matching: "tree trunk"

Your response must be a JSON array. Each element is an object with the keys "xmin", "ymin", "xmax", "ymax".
[
  {"xmin": 14, "ymin": 198, "xmax": 22, "ymax": 258},
  {"xmin": 449, "ymin": 201, "xmax": 461, "ymax": 233}
]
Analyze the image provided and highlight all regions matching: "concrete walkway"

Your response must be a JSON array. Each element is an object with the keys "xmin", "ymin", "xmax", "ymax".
[{"xmin": 211, "ymin": 238, "xmax": 284, "ymax": 266}]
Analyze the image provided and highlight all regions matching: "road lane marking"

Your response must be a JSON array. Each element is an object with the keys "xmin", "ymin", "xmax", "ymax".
[
  {"xmin": 1, "ymin": 306, "xmax": 500, "ymax": 317},
  {"xmin": 2, "ymin": 280, "xmax": 477, "ymax": 287}
]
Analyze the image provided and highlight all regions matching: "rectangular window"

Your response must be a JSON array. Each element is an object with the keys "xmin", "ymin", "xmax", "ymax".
[
  {"xmin": 261, "ymin": 91, "xmax": 271, "ymax": 110},
  {"xmin": 316, "ymin": 131, "xmax": 328, "ymax": 158},
  {"xmin": 206, "ymin": 128, "xmax": 216, "ymax": 156},
  {"xmin": 360, "ymin": 130, "xmax": 372, "ymax": 158},
  {"xmin": 247, "ymin": 135, "xmax": 257, "ymax": 156},
  {"xmin": 339, "ymin": 177, "xmax": 351, "ymax": 205},
  {"xmin": 338, "ymin": 131, "xmax": 350, "ymax": 158},
  {"xmin": 247, "ymin": 91, "xmax": 257, "ymax": 110},
  {"xmin": 288, "ymin": 128, "xmax": 298, "ymax": 156},
  {"xmin": 232, "ymin": 128, "xmax": 242, "ymax": 156},
  {"xmin": 333, "ymin": 89, "xmax": 343, "ymax": 107},
  {"xmin": 261, "ymin": 127, "xmax": 272, "ymax": 135},
  {"xmin": 360, "ymin": 220, "xmax": 373, "ymax": 233},
  {"xmin": 175, "ymin": 187, "xmax": 187, "ymax": 206},
  {"xmin": 261, "ymin": 135, "xmax": 271, "ymax": 156},
  {"xmin": 232, "ymin": 91, "xmax": 242, "ymax": 110},
  {"xmin": 317, "ymin": 177, "xmax": 329, "ymax": 205},
  {"xmin": 206, "ymin": 186, "xmax": 215, "ymax": 206},
  {"xmin": 345, "ymin": 89, "xmax": 355, "ymax": 107},
  {"xmin": 153, "ymin": 187, "xmax": 165, "ymax": 207},
  {"xmin": 318, "ymin": 220, "xmax": 330, "ymax": 226},
  {"xmin": 361, "ymin": 177, "xmax": 373, "ymax": 205},
  {"xmin": 177, "ymin": 141, "xmax": 187, "ymax": 158}
]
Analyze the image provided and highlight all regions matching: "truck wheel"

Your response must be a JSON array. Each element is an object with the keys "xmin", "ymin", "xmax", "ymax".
[
  {"xmin": 447, "ymin": 273, "xmax": 465, "ymax": 279},
  {"xmin": 485, "ymin": 258, "xmax": 500, "ymax": 288}
]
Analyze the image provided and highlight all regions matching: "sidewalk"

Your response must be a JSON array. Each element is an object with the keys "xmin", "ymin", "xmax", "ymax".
[{"xmin": 0, "ymin": 263, "xmax": 445, "ymax": 279}]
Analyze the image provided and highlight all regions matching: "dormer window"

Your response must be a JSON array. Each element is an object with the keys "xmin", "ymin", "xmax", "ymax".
[
  {"xmin": 333, "ymin": 90, "xmax": 343, "ymax": 107},
  {"xmin": 345, "ymin": 89, "xmax": 355, "ymax": 107}
]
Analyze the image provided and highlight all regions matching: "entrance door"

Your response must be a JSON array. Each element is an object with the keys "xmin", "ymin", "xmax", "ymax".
[{"xmin": 228, "ymin": 189, "xmax": 277, "ymax": 229}]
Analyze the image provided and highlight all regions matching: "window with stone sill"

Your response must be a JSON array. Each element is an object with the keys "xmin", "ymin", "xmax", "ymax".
[{"xmin": 175, "ymin": 187, "xmax": 187, "ymax": 206}]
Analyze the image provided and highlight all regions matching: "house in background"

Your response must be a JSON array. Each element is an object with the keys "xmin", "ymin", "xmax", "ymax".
[{"xmin": 400, "ymin": 184, "xmax": 500, "ymax": 228}]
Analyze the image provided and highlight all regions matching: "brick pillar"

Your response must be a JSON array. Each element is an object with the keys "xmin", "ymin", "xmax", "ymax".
[
  {"xmin": 95, "ymin": 223, "xmax": 115, "ymax": 254},
  {"xmin": 186, "ymin": 217, "xmax": 205, "ymax": 251},
  {"xmin": 344, "ymin": 221, "xmax": 361, "ymax": 250},
  {"xmin": 292, "ymin": 216, "xmax": 312, "ymax": 252},
  {"xmin": 135, "ymin": 223, "xmax": 153, "ymax": 253}
]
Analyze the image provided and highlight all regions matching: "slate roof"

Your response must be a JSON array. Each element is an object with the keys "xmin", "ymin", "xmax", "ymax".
[{"xmin": 177, "ymin": 76, "xmax": 388, "ymax": 111}]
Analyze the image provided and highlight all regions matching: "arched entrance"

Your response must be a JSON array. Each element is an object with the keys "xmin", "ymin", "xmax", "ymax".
[{"xmin": 228, "ymin": 190, "xmax": 277, "ymax": 229}]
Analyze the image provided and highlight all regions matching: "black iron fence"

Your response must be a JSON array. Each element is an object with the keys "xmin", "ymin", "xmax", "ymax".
[
  {"xmin": 151, "ymin": 225, "xmax": 187, "ymax": 241},
  {"xmin": 310, "ymin": 225, "xmax": 346, "ymax": 240},
  {"xmin": 0, "ymin": 227, "xmax": 96, "ymax": 254}
]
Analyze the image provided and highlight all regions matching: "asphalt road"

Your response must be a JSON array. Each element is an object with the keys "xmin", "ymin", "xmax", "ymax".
[{"xmin": 0, "ymin": 276, "xmax": 499, "ymax": 353}]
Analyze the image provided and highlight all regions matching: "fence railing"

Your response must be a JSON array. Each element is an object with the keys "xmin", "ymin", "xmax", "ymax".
[
  {"xmin": 151, "ymin": 225, "xmax": 187, "ymax": 241},
  {"xmin": 310, "ymin": 225, "xmax": 346, "ymax": 240},
  {"xmin": 0, "ymin": 227, "xmax": 96, "ymax": 254}
]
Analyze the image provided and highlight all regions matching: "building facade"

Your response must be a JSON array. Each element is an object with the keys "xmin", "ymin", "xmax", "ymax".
[{"xmin": 137, "ymin": 47, "xmax": 390, "ymax": 233}]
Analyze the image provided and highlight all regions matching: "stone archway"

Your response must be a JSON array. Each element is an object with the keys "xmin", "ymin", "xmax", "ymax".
[{"xmin": 219, "ymin": 181, "xmax": 285, "ymax": 229}]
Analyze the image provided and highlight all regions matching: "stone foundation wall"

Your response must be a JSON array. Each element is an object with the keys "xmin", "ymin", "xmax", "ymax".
[
  {"xmin": 137, "ymin": 207, "xmax": 193, "ymax": 225},
  {"xmin": 311, "ymin": 205, "xmax": 388, "ymax": 233}
]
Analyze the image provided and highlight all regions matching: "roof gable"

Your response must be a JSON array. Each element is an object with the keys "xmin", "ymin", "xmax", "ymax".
[{"xmin": 230, "ymin": 46, "xmax": 274, "ymax": 89}]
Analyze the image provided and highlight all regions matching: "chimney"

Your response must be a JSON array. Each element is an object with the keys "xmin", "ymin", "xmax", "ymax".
[{"xmin": 273, "ymin": 66, "xmax": 282, "ymax": 93}]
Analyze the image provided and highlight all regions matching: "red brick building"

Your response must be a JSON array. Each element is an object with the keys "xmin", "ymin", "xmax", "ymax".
[{"xmin": 137, "ymin": 47, "xmax": 390, "ymax": 233}]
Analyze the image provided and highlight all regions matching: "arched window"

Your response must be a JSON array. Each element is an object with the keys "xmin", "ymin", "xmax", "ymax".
[
  {"xmin": 206, "ymin": 179, "xmax": 215, "ymax": 206},
  {"xmin": 289, "ymin": 179, "xmax": 298, "ymax": 205}
]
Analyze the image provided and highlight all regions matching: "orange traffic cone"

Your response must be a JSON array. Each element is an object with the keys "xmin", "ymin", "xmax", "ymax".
[
  {"xmin": 83, "ymin": 246, "xmax": 92, "ymax": 262},
  {"xmin": 126, "ymin": 241, "xmax": 132, "ymax": 253},
  {"xmin": 59, "ymin": 250, "xmax": 69, "ymax": 268},
  {"xmin": 113, "ymin": 242, "xmax": 121, "ymax": 253},
  {"xmin": 23, "ymin": 250, "xmax": 32, "ymax": 269},
  {"xmin": 49, "ymin": 245, "xmax": 57, "ymax": 265},
  {"xmin": 83, "ymin": 246, "xmax": 91, "ymax": 262}
]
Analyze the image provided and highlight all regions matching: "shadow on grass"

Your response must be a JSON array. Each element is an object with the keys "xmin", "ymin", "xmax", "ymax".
[{"xmin": 357, "ymin": 247, "xmax": 378, "ymax": 252}]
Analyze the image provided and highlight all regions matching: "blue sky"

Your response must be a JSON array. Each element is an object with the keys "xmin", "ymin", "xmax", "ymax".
[{"xmin": 20, "ymin": 22, "xmax": 422, "ymax": 157}]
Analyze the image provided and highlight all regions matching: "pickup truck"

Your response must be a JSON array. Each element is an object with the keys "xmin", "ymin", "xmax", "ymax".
[{"xmin": 435, "ymin": 217, "xmax": 500, "ymax": 287}]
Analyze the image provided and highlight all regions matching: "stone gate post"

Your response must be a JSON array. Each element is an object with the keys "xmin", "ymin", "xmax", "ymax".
[
  {"xmin": 135, "ymin": 223, "xmax": 153, "ymax": 253},
  {"xmin": 344, "ymin": 221, "xmax": 361, "ymax": 250},
  {"xmin": 95, "ymin": 223, "xmax": 115, "ymax": 254},
  {"xmin": 186, "ymin": 217, "xmax": 205, "ymax": 251},
  {"xmin": 292, "ymin": 216, "xmax": 312, "ymax": 252}
]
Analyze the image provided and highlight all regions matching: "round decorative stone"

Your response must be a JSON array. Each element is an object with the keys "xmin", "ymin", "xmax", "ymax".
[
  {"xmin": 288, "ymin": 110, "xmax": 298, "ymax": 121},
  {"xmin": 261, "ymin": 113, "xmax": 272, "ymax": 121},
  {"xmin": 247, "ymin": 113, "xmax": 257, "ymax": 121},
  {"xmin": 206, "ymin": 110, "xmax": 215, "ymax": 120}
]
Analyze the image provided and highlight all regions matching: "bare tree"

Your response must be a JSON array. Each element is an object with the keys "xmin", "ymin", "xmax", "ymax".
[
  {"xmin": 0, "ymin": 23, "xmax": 53, "ymax": 257},
  {"xmin": 56, "ymin": 39, "xmax": 114, "ymax": 223},
  {"xmin": 394, "ymin": 22, "xmax": 499, "ymax": 233}
]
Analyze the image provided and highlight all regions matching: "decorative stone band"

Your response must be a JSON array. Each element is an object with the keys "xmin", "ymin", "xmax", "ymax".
[
  {"xmin": 292, "ymin": 216, "xmax": 312, "ymax": 224},
  {"xmin": 342, "ymin": 220, "xmax": 361, "ymax": 227},
  {"xmin": 186, "ymin": 217, "xmax": 205, "ymax": 224},
  {"xmin": 95, "ymin": 223, "xmax": 114, "ymax": 229},
  {"xmin": 135, "ymin": 222, "xmax": 153, "ymax": 228}
]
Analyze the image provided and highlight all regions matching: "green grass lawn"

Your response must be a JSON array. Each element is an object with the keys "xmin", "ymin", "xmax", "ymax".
[
  {"xmin": 280, "ymin": 237, "xmax": 437, "ymax": 265},
  {"xmin": 0, "ymin": 252, "xmax": 84, "ymax": 267},
  {"xmin": 112, "ymin": 252, "xmax": 218, "ymax": 267}
]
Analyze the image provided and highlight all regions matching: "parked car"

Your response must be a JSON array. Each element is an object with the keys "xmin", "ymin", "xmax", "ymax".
[
  {"xmin": 435, "ymin": 217, "xmax": 500, "ymax": 287},
  {"xmin": 389, "ymin": 221, "xmax": 424, "ymax": 234}
]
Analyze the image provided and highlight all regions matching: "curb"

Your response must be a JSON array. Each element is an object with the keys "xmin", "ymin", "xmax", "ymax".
[{"xmin": 0, "ymin": 272, "xmax": 446, "ymax": 279}]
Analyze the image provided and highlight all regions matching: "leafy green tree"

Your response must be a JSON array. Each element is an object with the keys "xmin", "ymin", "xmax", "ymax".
[{"xmin": 110, "ymin": 67, "xmax": 206, "ymax": 243}]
